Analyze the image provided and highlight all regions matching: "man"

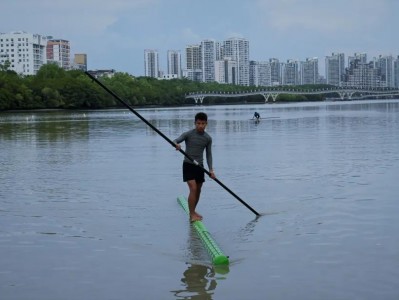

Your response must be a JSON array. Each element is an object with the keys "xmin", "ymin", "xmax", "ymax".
[
  {"xmin": 253, "ymin": 111, "xmax": 260, "ymax": 120},
  {"xmin": 174, "ymin": 112, "xmax": 216, "ymax": 222}
]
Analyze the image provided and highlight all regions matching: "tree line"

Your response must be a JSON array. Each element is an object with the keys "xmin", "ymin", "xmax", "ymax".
[{"xmin": 0, "ymin": 63, "xmax": 327, "ymax": 111}]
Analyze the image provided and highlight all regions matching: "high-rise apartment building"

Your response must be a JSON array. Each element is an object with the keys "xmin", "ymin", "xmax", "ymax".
[
  {"xmin": 201, "ymin": 40, "xmax": 217, "ymax": 83},
  {"xmin": 250, "ymin": 61, "xmax": 271, "ymax": 87},
  {"xmin": 394, "ymin": 56, "xmax": 399, "ymax": 88},
  {"xmin": 214, "ymin": 60, "xmax": 225, "ymax": 84},
  {"xmin": 0, "ymin": 31, "xmax": 48, "ymax": 75},
  {"xmin": 47, "ymin": 39, "xmax": 70, "ymax": 70},
  {"xmin": 223, "ymin": 37, "xmax": 250, "ymax": 86},
  {"xmin": 215, "ymin": 58, "xmax": 237, "ymax": 84},
  {"xmin": 185, "ymin": 44, "xmax": 202, "ymax": 70},
  {"xmin": 344, "ymin": 59, "xmax": 382, "ymax": 88},
  {"xmin": 184, "ymin": 44, "xmax": 202, "ymax": 81},
  {"xmin": 348, "ymin": 53, "xmax": 367, "ymax": 66},
  {"xmin": 167, "ymin": 50, "xmax": 181, "ymax": 78},
  {"xmin": 249, "ymin": 61, "xmax": 258, "ymax": 86},
  {"xmin": 325, "ymin": 53, "xmax": 345, "ymax": 86},
  {"xmin": 282, "ymin": 59, "xmax": 300, "ymax": 85},
  {"xmin": 144, "ymin": 49, "xmax": 159, "ymax": 78},
  {"xmin": 269, "ymin": 58, "xmax": 281, "ymax": 86},
  {"xmin": 215, "ymin": 42, "xmax": 223, "ymax": 61},
  {"xmin": 301, "ymin": 58, "xmax": 319, "ymax": 84},
  {"xmin": 376, "ymin": 55, "xmax": 395, "ymax": 87}
]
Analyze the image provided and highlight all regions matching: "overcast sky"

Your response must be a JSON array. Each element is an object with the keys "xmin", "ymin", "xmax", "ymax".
[{"xmin": 2, "ymin": 0, "xmax": 398, "ymax": 76}]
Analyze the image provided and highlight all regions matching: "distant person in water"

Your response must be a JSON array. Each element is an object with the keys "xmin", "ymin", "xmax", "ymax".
[
  {"xmin": 174, "ymin": 112, "xmax": 216, "ymax": 222},
  {"xmin": 253, "ymin": 111, "xmax": 260, "ymax": 120}
]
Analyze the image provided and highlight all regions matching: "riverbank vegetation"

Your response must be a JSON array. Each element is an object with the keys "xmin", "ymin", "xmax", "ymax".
[{"xmin": 1, "ymin": 64, "xmax": 328, "ymax": 111}]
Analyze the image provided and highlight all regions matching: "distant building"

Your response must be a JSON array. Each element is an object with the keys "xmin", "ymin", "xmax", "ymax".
[
  {"xmin": 144, "ymin": 49, "xmax": 159, "ymax": 78},
  {"xmin": 344, "ymin": 59, "xmax": 382, "ymax": 88},
  {"xmin": 185, "ymin": 44, "xmax": 202, "ymax": 70},
  {"xmin": 269, "ymin": 58, "xmax": 281, "ymax": 86},
  {"xmin": 348, "ymin": 53, "xmax": 367, "ymax": 66},
  {"xmin": 167, "ymin": 50, "xmax": 181, "ymax": 78},
  {"xmin": 214, "ymin": 60, "xmax": 225, "ymax": 84},
  {"xmin": 376, "ymin": 55, "xmax": 395, "ymax": 87},
  {"xmin": 88, "ymin": 69, "xmax": 115, "ymax": 78},
  {"xmin": 72, "ymin": 53, "xmax": 87, "ymax": 71},
  {"xmin": 282, "ymin": 59, "xmax": 300, "ymax": 85},
  {"xmin": 394, "ymin": 56, "xmax": 399, "ymax": 88},
  {"xmin": 201, "ymin": 39, "xmax": 217, "ymax": 83},
  {"xmin": 215, "ymin": 42, "xmax": 223, "ymax": 60},
  {"xmin": 301, "ymin": 57, "xmax": 319, "ymax": 85},
  {"xmin": 250, "ymin": 60, "xmax": 271, "ymax": 87},
  {"xmin": 215, "ymin": 58, "xmax": 237, "ymax": 84},
  {"xmin": 318, "ymin": 75, "xmax": 327, "ymax": 85},
  {"xmin": 184, "ymin": 44, "xmax": 202, "ymax": 82},
  {"xmin": 160, "ymin": 74, "xmax": 178, "ymax": 80},
  {"xmin": 0, "ymin": 31, "xmax": 48, "ymax": 75},
  {"xmin": 325, "ymin": 53, "xmax": 345, "ymax": 86},
  {"xmin": 182, "ymin": 69, "xmax": 202, "ymax": 82},
  {"xmin": 46, "ymin": 39, "xmax": 70, "ymax": 70},
  {"xmin": 223, "ymin": 37, "xmax": 250, "ymax": 86},
  {"xmin": 182, "ymin": 37, "xmax": 250, "ymax": 85}
]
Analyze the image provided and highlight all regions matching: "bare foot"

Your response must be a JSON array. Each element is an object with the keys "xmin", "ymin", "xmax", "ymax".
[
  {"xmin": 190, "ymin": 214, "xmax": 202, "ymax": 222},
  {"xmin": 194, "ymin": 212, "xmax": 203, "ymax": 219}
]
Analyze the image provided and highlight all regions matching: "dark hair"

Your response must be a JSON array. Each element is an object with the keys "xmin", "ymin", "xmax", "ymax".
[{"xmin": 195, "ymin": 112, "xmax": 208, "ymax": 122}]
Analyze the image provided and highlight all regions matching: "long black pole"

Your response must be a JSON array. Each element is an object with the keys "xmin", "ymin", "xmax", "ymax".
[{"xmin": 86, "ymin": 71, "xmax": 260, "ymax": 216}]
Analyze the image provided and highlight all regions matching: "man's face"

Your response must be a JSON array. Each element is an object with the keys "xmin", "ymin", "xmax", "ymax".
[{"xmin": 195, "ymin": 119, "xmax": 207, "ymax": 133}]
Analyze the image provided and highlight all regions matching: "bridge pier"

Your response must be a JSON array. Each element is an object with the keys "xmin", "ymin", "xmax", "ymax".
[
  {"xmin": 261, "ymin": 92, "xmax": 270, "ymax": 102},
  {"xmin": 271, "ymin": 93, "xmax": 279, "ymax": 102},
  {"xmin": 193, "ymin": 96, "xmax": 205, "ymax": 105},
  {"xmin": 338, "ymin": 92, "xmax": 355, "ymax": 100}
]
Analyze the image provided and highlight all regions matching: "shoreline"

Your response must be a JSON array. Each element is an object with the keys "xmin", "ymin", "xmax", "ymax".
[{"xmin": 1, "ymin": 97, "xmax": 398, "ymax": 113}]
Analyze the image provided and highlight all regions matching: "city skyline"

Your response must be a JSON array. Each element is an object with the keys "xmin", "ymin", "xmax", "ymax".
[
  {"xmin": 1, "ymin": 0, "xmax": 398, "ymax": 76},
  {"xmin": 143, "ymin": 43, "xmax": 398, "ymax": 88},
  {"xmin": 1, "ymin": 30, "xmax": 397, "ymax": 88}
]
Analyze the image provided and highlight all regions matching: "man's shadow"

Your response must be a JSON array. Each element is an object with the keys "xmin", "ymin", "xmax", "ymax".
[
  {"xmin": 171, "ymin": 226, "xmax": 229, "ymax": 299},
  {"xmin": 172, "ymin": 263, "xmax": 217, "ymax": 299}
]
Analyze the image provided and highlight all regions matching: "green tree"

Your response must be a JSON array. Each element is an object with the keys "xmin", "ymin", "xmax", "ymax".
[
  {"xmin": 0, "ymin": 60, "xmax": 11, "ymax": 72},
  {"xmin": 0, "ymin": 63, "xmax": 335, "ymax": 111},
  {"xmin": 41, "ymin": 87, "xmax": 63, "ymax": 108}
]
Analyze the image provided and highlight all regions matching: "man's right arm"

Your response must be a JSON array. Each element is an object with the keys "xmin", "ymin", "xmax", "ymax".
[{"xmin": 173, "ymin": 131, "xmax": 187, "ymax": 150}]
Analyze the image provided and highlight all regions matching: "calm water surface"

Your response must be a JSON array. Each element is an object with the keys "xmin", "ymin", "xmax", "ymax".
[{"xmin": 1, "ymin": 100, "xmax": 399, "ymax": 299}]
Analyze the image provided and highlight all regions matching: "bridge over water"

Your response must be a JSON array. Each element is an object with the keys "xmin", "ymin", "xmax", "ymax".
[{"xmin": 185, "ymin": 87, "xmax": 399, "ymax": 104}]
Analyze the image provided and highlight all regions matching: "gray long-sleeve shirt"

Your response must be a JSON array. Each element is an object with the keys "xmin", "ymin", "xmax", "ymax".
[{"xmin": 174, "ymin": 129, "xmax": 213, "ymax": 170}]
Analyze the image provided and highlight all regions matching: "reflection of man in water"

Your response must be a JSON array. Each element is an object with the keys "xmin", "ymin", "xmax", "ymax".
[{"xmin": 173, "ymin": 264, "xmax": 216, "ymax": 299}]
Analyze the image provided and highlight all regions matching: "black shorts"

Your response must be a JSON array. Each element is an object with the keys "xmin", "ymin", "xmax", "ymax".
[{"xmin": 183, "ymin": 162, "xmax": 205, "ymax": 183}]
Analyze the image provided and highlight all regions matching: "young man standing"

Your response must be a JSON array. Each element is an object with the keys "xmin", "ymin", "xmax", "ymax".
[{"xmin": 174, "ymin": 112, "xmax": 216, "ymax": 222}]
